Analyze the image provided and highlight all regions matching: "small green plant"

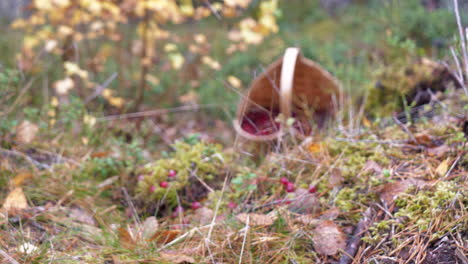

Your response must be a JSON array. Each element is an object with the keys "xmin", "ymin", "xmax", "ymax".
[{"xmin": 136, "ymin": 140, "xmax": 226, "ymax": 207}]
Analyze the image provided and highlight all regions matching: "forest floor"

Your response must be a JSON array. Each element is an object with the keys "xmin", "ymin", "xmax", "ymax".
[{"xmin": 1, "ymin": 2, "xmax": 468, "ymax": 264}]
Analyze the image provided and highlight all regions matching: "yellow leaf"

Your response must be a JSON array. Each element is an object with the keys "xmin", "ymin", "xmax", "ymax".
[
  {"xmin": 164, "ymin": 43, "xmax": 178, "ymax": 52},
  {"xmin": 83, "ymin": 114, "xmax": 96, "ymax": 127},
  {"xmin": 194, "ymin": 34, "xmax": 206, "ymax": 44},
  {"xmin": 54, "ymin": 78, "xmax": 74, "ymax": 95},
  {"xmin": 307, "ymin": 143, "xmax": 322, "ymax": 153},
  {"xmin": 145, "ymin": 74, "xmax": 160, "ymax": 86},
  {"xmin": 169, "ymin": 53, "xmax": 185, "ymax": 70},
  {"xmin": 108, "ymin": 97, "xmax": 125, "ymax": 108},
  {"xmin": 227, "ymin": 76, "xmax": 242, "ymax": 88},
  {"xmin": 362, "ymin": 117, "xmax": 371, "ymax": 128},
  {"xmin": 435, "ymin": 159, "xmax": 449, "ymax": 177},
  {"xmin": 11, "ymin": 172, "xmax": 33, "ymax": 187},
  {"xmin": 2, "ymin": 187, "xmax": 28, "ymax": 211}
]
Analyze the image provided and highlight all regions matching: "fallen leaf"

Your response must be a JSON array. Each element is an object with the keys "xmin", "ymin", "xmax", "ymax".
[
  {"xmin": 379, "ymin": 179, "xmax": 434, "ymax": 204},
  {"xmin": 160, "ymin": 252, "xmax": 195, "ymax": 263},
  {"xmin": 236, "ymin": 213, "xmax": 275, "ymax": 226},
  {"xmin": 192, "ymin": 207, "xmax": 214, "ymax": 225},
  {"xmin": 311, "ymin": 220, "xmax": 346, "ymax": 256},
  {"xmin": 90, "ymin": 151, "xmax": 111, "ymax": 158},
  {"xmin": 288, "ymin": 188, "xmax": 319, "ymax": 214},
  {"xmin": 15, "ymin": 120, "xmax": 39, "ymax": 144},
  {"xmin": 409, "ymin": 133, "xmax": 437, "ymax": 147},
  {"xmin": 69, "ymin": 207, "xmax": 97, "ymax": 226},
  {"xmin": 307, "ymin": 143, "xmax": 322, "ymax": 153},
  {"xmin": 379, "ymin": 181, "xmax": 411, "ymax": 205},
  {"xmin": 427, "ymin": 144, "xmax": 450, "ymax": 157},
  {"xmin": 149, "ymin": 230, "xmax": 181, "ymax": 244},
  {"xmin": 295, "ymin": 214, "xmax": 320, "ymax": 226},
  {"xmin": 362, "ymin": 117, "xmax": 372, "ymax": 128},
  {"xmin": 141, "ymin": 216, "xmax": 159, "ymax": 240},
  {"xmin": 11, "ymin": 172, "xmax": 33, "ymax": 187},
  {"xmin": 328, "ymin": 168, "xmax": 344, "ymax": 188},
  {"xmin": 319, "ymin": 207, "xmax": 341, "ymax": 220},
  {"xmin": 435, "ymin": 159, "xmax": 449, "ymax": 177},
  {"xmin": 118, "ymin": 227, "xmax": 136, "ymax": 249},
  {"xmin": 2, "ymin": 187, "xmax": 28, "ymax": 211},
  {"xmin": 362, "ymin": 160, "xmax": 382, "ymax": 175}
]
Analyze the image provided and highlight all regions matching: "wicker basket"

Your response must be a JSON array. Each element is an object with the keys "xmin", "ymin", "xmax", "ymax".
[{"xmin": 233, "ymin": 47, "xmax": 342, "ymax": 141}]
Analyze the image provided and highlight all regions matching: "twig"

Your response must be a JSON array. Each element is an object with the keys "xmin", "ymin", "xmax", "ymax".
[
  {"xmin": 0, "ymin": 247, "xmax": 20, "ymax": 264},
  {"xmin": 238, "ymin": 214, "xmax": 250, "ymax": 264},
  {"xmin": 84, "ymin": 72, "xmax": 118, "ymax": 104},
  {"xmin": 393, "ymin": 112, "xmax": 417, "ymax": 144},
  {"xmin": 339, "ymin": 208, "xmax": 373, "ymax": 264},
  {"xmin": 121, "ymin": 187, "xmax": 140, "ymax": 226},
  {"xmin": 0, "ymin": 148, "xmax": 48, "ymax": 170},
  {"xmin": 95, "ymin": 104, "xmax": 221, "ymax": 122}
]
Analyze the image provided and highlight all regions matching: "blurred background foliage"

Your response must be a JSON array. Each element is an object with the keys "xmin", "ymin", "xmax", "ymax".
[{"xmin": 0, "ymin": 0, "xmax": 467, "ymax": 138}]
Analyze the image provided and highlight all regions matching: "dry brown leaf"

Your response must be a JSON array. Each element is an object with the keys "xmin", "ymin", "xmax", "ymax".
[
  {"xmin": 90, "ymin": 151, "xmax": 111, "ymax": 158},
  {"xmin": 15, "ymin": 120, "xmax": 39, "ymax": 144},
  {"xmin": 362, "ymin": 160, "xmax": 382, "ymax": 175},
  {"xmin": 2, "ymin": 187, "xmax": 28, "ymax": 211},
  {"xmin": 11, "ymin": 172, "xmax": 33, "ymax": 187},
  {"xmin": 435, "ymin": 159, "xmax": 449, "ymax": 177},
  {"xmin": 295, "ymin": 214, "xmax": 320, "ymax": 226},
  {"xmin": 288, "ymin": 188, "xmax": 319, "ymax": 214},
  {"xmin": 312, "ymin": 220, "xmax": 346, "ymax": 256},
  {"xmin": 111, "ymin": 255, "xmax": 123, "ymax": 264},
  {"xmin": 427, "ymin": 144, "xmax": 450, "ymax": 157},
  {"xmin": 328, "ymin": 168, "xmax": 344, "ymax": 188},
  {"xmin": 379, "ymin": 179, "xmax": 433, "ymax": 204},
  {"xmin": 69, "ymin": 207, "xmax": 97, "ymax": 226},
  {"xmin": 236, "ymin": 213, "xmax": 275, "ymax": 226},
  {"xmin": 192, "ymin": 207, "xmax": 214, "ymax": 225},
  {"xmin": 160, "ymin": 252, "xmax": 195, "ymax": 263},
  {"xmin": 410, "ymin": 133, "xmax": 436, "ymax": 147},
  {"xmin": 141, "ymin": 216, "xmax": 159, "ymax": 240},
  {"xmin": 118, "ymin": 227, "xmax": 136, "ymax": 249},
  {"xmin": 379, "ymin": 181, "xmax": 411, "ymax": 205},
  {"xmin": 149, "ymin": 230, "xmax": 181, "ymax": 244},
  {"xmin": 320, "ymin": 207, "xmax": 341, "ymax": 220}
]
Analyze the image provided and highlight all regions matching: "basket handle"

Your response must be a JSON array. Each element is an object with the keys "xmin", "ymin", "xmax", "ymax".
[{"xmin": 280, "ymin": 47, "xmax": 300, "ymax": 120}]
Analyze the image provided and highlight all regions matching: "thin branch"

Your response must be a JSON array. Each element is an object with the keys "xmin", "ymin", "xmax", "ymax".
[
  {"xmin": 95, "ymin": 104, "xmax": 221, "ymax": 122},
  {"xmin": 84, "ymin": 72, "xmax": 118, "ymax": 104},
  {"xmin": 0, "ymin": 247, "xmax": 20, "ymax": 264}
]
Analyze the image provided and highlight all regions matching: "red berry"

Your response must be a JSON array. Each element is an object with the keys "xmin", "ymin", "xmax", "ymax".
[
  {"xmin": 191, "ymin": 201, "xmax": 202, "ymax": 210},
  {"xmin": 285, "ymin": 182, "xmax": 295, "ymax": 193},
  {"xmin": 280, "ymin": 177, "xmax": 289, "ymax": 186},
  {"xmin": 308, "ymin": 185, "xmax": 317, "ymax": 193},
  {"xmin": 149, "ymin": 185, "xmax": 156, "ymax": 192},
  {"xmin": 228, "ymin": 201, "xmax": 237, "ymax": 209},
  {"xmin": 168, "ymin": 170, "xmax": 177, "ymax": 178},
  {"xmin": 159, "ymin": 181, "xmax": 169, "ymax": 188}
]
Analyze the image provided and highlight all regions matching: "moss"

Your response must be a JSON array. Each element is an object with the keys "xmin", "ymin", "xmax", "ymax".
[
  {"xmin": 325, "ymin": 138, "xmax": 392, "ymax": 181},
  {"xmin": 394, "ymin": 181, "xmax": 460, "ymax": 230},
  {"xmin": 135, "ymin": 141, "xmax": 226, "ymax": 207},
  {"xmin": 366, "ymin": 181, "xmax": 467, "ymax": 243}
]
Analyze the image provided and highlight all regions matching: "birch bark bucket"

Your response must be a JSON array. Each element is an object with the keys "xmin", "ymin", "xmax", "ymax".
[{"xmin": 233, "ymin": 47, "xmax": 342, "ymax": 141}]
